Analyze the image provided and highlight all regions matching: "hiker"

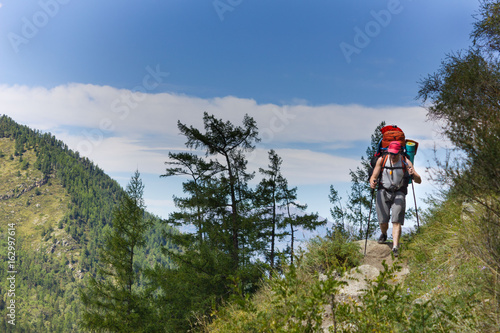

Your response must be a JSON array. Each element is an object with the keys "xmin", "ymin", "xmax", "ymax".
[{"xmin": 369, "ymin": 141, "xmax": 421, "ymax": 257}]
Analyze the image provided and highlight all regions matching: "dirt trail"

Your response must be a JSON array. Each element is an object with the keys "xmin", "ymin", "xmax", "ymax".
[
  {"xmin": 337, "ymin": 240, "xmax": 409, "ymax": 297},
  {"xmin": 360, "ymin": 239, "xmax": 399, "ymax": 271},
  {"xmin": 321, "ymin": 240, "xmax": 410, "ymax": 331}
]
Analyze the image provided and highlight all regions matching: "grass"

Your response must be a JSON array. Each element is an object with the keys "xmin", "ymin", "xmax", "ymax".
[
  {"xmin": 200, "ymin": 195, "xmax": 499, "ymax": 332},
  {"xmin": 201, "ymin": 231, "xmax": 361, "ymax": 332},
  {"xmin": 402, "ymin": 197, "xmax": 499, "ymax": 332},
  {"xmin": 0, "ymin": 138, "xmax": 42, "ymax": 195},
  {"xmin": 0, "ymin": 138, "xmax": 74, "ymax": 259}
]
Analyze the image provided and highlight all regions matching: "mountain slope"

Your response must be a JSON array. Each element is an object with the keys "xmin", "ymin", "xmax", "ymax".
[{"xmin": 0, "ymin": 116, "xmax": 172, "ymax": 332}]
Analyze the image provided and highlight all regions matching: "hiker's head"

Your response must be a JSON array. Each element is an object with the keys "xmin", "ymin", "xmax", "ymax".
[{"xmin": 388, "ymin": 141, "xmax": 402, "ymax": 155}]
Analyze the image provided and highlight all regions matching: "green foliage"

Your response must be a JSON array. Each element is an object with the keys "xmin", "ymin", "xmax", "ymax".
[
  {"xmin": 206, "ymin": 256, "xmax": 347, "ymax": 333},
  {"xmin": 206, "ymin": 197, "xmax": 496, "ymax": 333},
  {"xmin": 337, "ymin": 261, "xmax": 408, "ymax": 332},
  {"xmin": 472, "ymin": 0, "xmax": 500, "ymax": 53},
  {"xmin": 256, "ymin": 149, "xmax": 326, "ymax": 270},
  {"xmin": 21, "ymin": 159, "xmax": 29, "ymax": 170},
  {"xmin": 332, "ymin": 260, "xmax": 475, "ymax": 333},
  {"xmin": 329, "ymin": 122, "xmax": 386, "ymax": 241},
  {"xmin": 301, "ymin": 231, "xmax": 362, "ymax": 274},
  {"xmin": 205, "ymin": 231, "xmax": 357, "ymax": 332},
  {"xmin": 80, "ymin": 171, "xmax": 159, "ymax": 332},
  {"xmin": 257, "ymin": 263, "xmax": 337, "ymax": 332},
  {"xmin": 161, "ymin": 152, "xmax": 220, "ymax": 241},
  {"xmin": 403, "ymin": 196, "xmax": 498, "ymax": 331},
  {"xmin": 149, "ymin": 242, "xmax": 240, "ymax": 332},
  {"xmin": 255, "ymin": 149, "xmax": 288, "ymax": 272},
  {"xmin": 417, "ymin": 1, "xmax": 500, "ymax": 211},
  {"xmin": 158, "ymin": 114, "xmax": 327, "ymax": 330},
  {"xmin": 0, "ymin": 237, "xmax": 82, "ymax": 332},
  {"xmin": 336, "ymin": 260, "xmax": 478, "ymax": 332},
  {"xmin": 202, "ymin": 4, "xmax": 500, "ymax": 331},
  {"xmin": 156, "ymin": 113, "xmax": 265, "ymax": 329},
  {"xmin": 417, "ymin": 1, "xmax": 500, "ymax": 328},
  {"xmin": 0, "ymin": 116, "xmax": 174, "ymax": 331},
  {"xmin": 176, "ymin": 112, "xmax": 260, "ymax": 266}
]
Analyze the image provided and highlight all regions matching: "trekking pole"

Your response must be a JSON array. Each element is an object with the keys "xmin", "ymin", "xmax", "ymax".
[
  {"xmin": 411, "ymin": 181, "xmax": 420, "ymax": 229},
  {"xmin": 364, "ymin": 189, "xmax": 375, "ymax": 256}
]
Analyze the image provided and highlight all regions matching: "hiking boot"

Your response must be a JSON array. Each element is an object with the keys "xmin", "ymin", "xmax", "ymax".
[
  {"xmin": 392, "ymin": 247, "xmax": 399, "ymax": 257},
  {"xmin": 377, "ymin": 233, "xmax": 387, "ymax": 244}
]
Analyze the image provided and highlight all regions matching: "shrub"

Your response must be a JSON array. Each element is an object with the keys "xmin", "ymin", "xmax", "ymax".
[
  {"xmin": 207, "ymin": 260, "xmax": 346, "ymax": 333},
  {"xmin": 206, "ymin": 233, "xmax": 357, "ymax": 332},
  {"xmin": 301, "ymin": 230, "xmax": 362, "ymax": 274}
]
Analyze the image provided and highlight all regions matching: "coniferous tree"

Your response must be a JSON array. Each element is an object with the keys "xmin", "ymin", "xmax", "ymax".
[
  {"xmin": 256, "ymin": 149, "xmax": 286, "ymax": 273},
  {"xmin": 0, "ymin": 116, "xmax": 173, "ymax": 331},
  {"xmin": 176, "ymin": 112, "xmax": 260, "ymax": 268},
  {"xmin": 330, "ymin": 122, "xmax": 385, "ymax": 240},
  {"xmin": 162, "ymin": 152, "xmax": 221, "ymax": 243},
  {"xmin": 279, "ymin": 177, "xmax": 326, "ymax": 264},
  {"xmin": 80, "ymin": 170, "xmax": 157, "ymax": 332},
  {"xmin": 153, "ymin": 113, "xmax": 264, "ymax": 331},
  {"xmin": 329, "ymin": 185, "xmax": 349, "ymax": 236},
  {"xmin": 255, "ymin": 149, "xmax": 326, "ymax": 266}
]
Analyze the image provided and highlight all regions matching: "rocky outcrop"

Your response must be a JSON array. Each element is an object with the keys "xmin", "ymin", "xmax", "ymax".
[
  {"xmin": 321, "ymin": 240, "xmax": 410, "ymax": 331},
  {"xmin": 338, "ymin": 240, "xmax": 410, "ymax": 297},
  {"xmin": 0, "ymin": 177, "xmax": 49, "ymax": 201}
]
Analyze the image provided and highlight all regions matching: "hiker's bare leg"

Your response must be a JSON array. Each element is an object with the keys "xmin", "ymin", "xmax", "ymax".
[
  {"xmin": 392, "ymin": 222, "xmax": 402, "ymax": 248},
  {"xmin": 380, "ymin": 222, "xmax": 389, "ymax": 235}
]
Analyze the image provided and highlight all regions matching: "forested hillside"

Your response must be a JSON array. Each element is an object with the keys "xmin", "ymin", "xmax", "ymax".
[
  {"xmin": 0, "ymin": 112, "xmax": 327, "ymax": 332},
  {"xmin": 0, "ymin": 115, "xmax": 172, "ymax": 332}
]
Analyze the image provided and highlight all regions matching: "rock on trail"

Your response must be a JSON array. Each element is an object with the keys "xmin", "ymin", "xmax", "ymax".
[
  {"xmin": 322, "ymin": 240, "xmax": 410, "ymax": 331},
  {"xmin": 340, "ymin": 240, "xmax": 410, "ymax": 296}
]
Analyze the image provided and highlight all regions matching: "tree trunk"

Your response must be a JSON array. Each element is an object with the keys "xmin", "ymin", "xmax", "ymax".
[{"xmin": 225, "ymin": 153, "xmax": 239, "ymax": 268}]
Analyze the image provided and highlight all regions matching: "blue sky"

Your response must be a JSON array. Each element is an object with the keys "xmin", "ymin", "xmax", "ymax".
[{"xmin": 0, "ymin": 0, "xmax": 480, "ymax": 233}]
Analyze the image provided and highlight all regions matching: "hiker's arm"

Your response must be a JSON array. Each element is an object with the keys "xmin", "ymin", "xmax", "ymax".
[
  {"xmin": 370, "ymin": 158, "xmax": 383, "ymax": 189},
  {"xmin": 406, "ymin": 159, "xmax": 422, "ymax": 184}
]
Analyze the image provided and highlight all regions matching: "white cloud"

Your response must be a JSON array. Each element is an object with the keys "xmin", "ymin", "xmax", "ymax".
[
  {"xmin": 247, "ymin": 148, "xmax": 360, "ymax": 185},
  {"xmin": 51, "ymin": 133, "xmax": 174, "ymax": 175},
  {"xmin": 0, "ymin": 83, "xmax": 443, "ymax": 187},
  {"xmin": 0, "ymin": 84, "xmax": 437, "ymax": 144},
  {"xmin": 0, "ymin": 84, "xmax": 119, "ymax": 129}
]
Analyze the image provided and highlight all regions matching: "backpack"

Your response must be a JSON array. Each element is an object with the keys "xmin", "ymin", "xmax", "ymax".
[
  {"xmin": 370, "ymin": 153, "xmax": 411, "ymax": 194},
  {"xmin": 380, "ymin": 125, "xmax": 405, "ymax": 149},
  {"xmin": 367, "ymin": 125, "xmax": 410, "ymax": 189}
]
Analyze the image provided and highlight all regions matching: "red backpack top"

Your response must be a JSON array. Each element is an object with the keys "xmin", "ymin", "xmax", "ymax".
[{"xmin": 380, "ymin": 125, "xmax": 405, "ymax": 149}]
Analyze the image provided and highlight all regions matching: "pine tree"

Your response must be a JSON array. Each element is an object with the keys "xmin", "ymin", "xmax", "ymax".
[
  {"xmin": 330, "ymin": 122, "xmax": 385, "ymax": 240},
  {"xmin": 279, "ymin": 176, "xmax": 325, "ymax": 264},
  {"xmin": 256, "ymin": 149, "xmax": 286, "ymax": 273},
  {"xmin": 176, "ymin": 112, "xmax": 260, "ymax": 267},
  {"xmin": 80, "ymin": 170, "xmax": 157, "ymax": 332},
  {"xmin": 162, "ymin": 152, "xmax": 221, "ymax": 243},
  {"xmin": 152, "ymin": 113, "xmax": 264, "ymax": 329}
]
